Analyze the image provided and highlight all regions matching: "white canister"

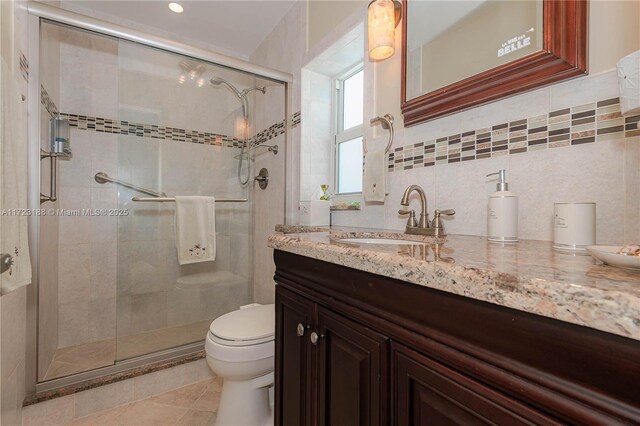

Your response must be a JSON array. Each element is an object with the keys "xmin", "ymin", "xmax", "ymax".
[{"xmin": 553, "ymin": 203, "xmax": 596, "ymax": 251}]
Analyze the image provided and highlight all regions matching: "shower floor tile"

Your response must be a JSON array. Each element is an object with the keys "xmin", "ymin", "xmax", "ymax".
[
  {"xmin": 44, "ymin": 321, "xmax": 211, "ymax": 381},
  {"xmin": 117, "ymin": 321, "xmax": 211, "ymax": 361},
  {"xmin": 44, "ymin": 339, "xmax": 116, "ymax": 381}
]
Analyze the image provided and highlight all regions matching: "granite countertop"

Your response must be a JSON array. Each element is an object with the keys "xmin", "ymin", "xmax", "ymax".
[{"xmin": 269, "ymin": 226, "xmax": 640, "ymax": 341}]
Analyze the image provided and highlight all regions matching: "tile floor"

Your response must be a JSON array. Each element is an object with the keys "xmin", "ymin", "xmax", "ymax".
[
  {"xmin": 63, "ymin": 377, "xmax": 221, "ymax": 425},
  {"xmin": 44, "ymin": 321, "xmax": 211, "ymax": 381}
]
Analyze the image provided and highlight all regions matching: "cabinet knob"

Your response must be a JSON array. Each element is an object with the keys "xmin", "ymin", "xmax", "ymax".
[
  {"xmin": 296, "ymin": 323, "xmax": 305, "ymax": 337},
  {"xmin": 310, "ymin": 332, "xmax": 324, "ymax": 345}
]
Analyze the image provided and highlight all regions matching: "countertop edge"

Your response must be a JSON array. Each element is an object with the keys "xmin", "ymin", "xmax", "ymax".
[{"xmin": 268, "ymin": 233, "xmax": 640, "ymax": 341}]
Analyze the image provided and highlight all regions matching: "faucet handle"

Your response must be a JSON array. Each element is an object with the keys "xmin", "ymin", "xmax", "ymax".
[
  {"xmin": 432, "ymin": 209, "xmax": 455, "ymax": 230},
  {"xmin": 398, "ymin": 209, "xmax": 418, "ymax": 228},
  {"xmin": 435, "ymin": 209, "xmax": 455, "ymax": 217}
]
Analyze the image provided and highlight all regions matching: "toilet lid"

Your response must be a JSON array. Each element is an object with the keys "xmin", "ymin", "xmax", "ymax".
[{"xmin": 209, "ymin": 304, "xmax": 275, "ymax": 345}]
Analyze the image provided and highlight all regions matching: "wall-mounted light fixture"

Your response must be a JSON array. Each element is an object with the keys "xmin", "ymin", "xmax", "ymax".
[{"xmin": 368, "ymin": 0, "xmax": 402, "ymax": 61}]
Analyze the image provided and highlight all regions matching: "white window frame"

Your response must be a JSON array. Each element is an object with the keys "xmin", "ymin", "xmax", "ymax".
[{"xmin": 332, "ymin": 65, "xmax": 364, "ymax": 198}]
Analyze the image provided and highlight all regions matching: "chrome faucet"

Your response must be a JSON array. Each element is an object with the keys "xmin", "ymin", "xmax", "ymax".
[
  {"xmin": 400, "ymin": 185, "xmax": 430, "ymax": 228},
  {"xmin": 399, "ymin": 185, "xmax": 455, "ymax": 237}
]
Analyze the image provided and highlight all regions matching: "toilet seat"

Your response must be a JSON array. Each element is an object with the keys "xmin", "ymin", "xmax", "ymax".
[
  {"xmin": 209, "ymin": 332, "xmax": 273, "ymax": 347},
  {"xmin": 206, "ymin": 333, "xmax": 274, "ymax": 362},
  {"xmin": 209, "ymin": 304, "xmax": 274, "ymax": 347}
]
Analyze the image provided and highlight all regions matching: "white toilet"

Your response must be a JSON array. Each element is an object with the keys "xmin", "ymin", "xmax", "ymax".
[{"xmin": 205, "ymin": 304, "xmax": 275, "ymax": 426}]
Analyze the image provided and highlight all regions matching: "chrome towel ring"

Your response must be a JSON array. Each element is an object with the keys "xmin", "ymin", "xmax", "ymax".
[{"xmin": 363, "ymin": 113, "xmax": 394, "ymax": 154}]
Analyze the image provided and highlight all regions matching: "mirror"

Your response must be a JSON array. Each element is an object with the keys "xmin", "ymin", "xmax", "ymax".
[
  {"xmin": 406, "ymin": 1, "xmax": 543, "ymax": 99},
  {"xmin": 401, "ymin": 0, "xmax": 588, "ymax": 126}
]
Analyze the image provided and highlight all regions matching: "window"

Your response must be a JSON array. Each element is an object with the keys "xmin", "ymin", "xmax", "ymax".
[{"xmin": 335, "ymin": 67, "xmax": 364, "ymax": 195}]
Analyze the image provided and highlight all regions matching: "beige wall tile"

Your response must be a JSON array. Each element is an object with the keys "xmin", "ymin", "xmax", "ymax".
[
  {"xmin": 22, "ymin": 395, "xmax": 74, "ymax": 426},
  {"xmin": 58, "ymin": 301, "xmax": 89, "ymax": 348},
  {"xmin": 182, "ymin": 359, "xmax": 214, "ymax": 384},
  {"xmin": 133, "ymin": 365, "xmax": 188, "ymax": 400},
  {"xmin": 1, "ymin": 362, "xmax": 24, "ymax": 426},
  {"xmin": 1, "ymin": 287, "xmax": 26, "ymax": 381},
  {"xmin": 624, "ymin": 138, "xmax": 640, "ymax": 243},
  {"xmin": 73, "ymin": 380, "xmax": 134, "ymax": 418}
]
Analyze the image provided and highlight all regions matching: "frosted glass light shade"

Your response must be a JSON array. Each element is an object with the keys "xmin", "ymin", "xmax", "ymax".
[
  {"xmin": 368, "ymin": 0, "xmax": 395, "ymax": 61},
  {"xmin": 617, "ymin": 50, "xmax": 640, "ymax": 116}
]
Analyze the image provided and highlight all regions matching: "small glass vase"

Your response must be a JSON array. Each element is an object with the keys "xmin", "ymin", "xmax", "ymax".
[{"xmin": 320, "ymin": 185, "xmax": 330, "ymax": 201}]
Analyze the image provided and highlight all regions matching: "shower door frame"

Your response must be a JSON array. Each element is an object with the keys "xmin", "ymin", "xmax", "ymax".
[{"xmin": 25, "ymin": 1, "xmax": 292, "ymax": 394}]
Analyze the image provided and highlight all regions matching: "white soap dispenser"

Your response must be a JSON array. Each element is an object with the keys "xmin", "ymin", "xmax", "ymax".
[{"xmin": 486, "ymin": 170, "xmax": 518, "ymax": 243}]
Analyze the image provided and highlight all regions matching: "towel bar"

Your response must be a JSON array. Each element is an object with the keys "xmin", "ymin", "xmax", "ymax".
[{"xmin": 132, "ymin": 197, "xmax": 248, "ymax": 203}]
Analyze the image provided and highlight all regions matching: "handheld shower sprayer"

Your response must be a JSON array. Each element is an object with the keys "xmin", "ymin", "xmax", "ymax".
[{"xmin": 209, "ymin": 76, "xmax": 267, "ymax": 187}]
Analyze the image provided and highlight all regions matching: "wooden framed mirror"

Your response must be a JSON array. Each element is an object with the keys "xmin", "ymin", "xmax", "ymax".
[{"xmin": 401, "ymin": 0, "xmax": 588, "ymax": 126}]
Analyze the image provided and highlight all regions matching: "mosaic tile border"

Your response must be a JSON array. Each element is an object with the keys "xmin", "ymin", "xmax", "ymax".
[
  {"xmin": 291, "ymin": 111, "xmax": 301, "ymax": 128},
  {"xmin": 253, "ymin": 120, "xmax": 286, "ymax": 146},
  {"xmin": 388, "ymin": 97, "xmax": 640, "ymax": 172},
  {"xmin": 41, "ymin": 85, "xmax": 59, "ymax": 118},
  {"xmin": 19, "ymin": 51, "xmax": 29, "ymax": 82},
  {"xmin": 252, "ymin": 111, "xmax": 300, "ymax": 146},
  {"xmin": 42, "ymin": 84, "xmax": 295, "ymax": 148},
  {"xmin": 58, "ymin": 112, "xmax": 248, "ymax": 147}
]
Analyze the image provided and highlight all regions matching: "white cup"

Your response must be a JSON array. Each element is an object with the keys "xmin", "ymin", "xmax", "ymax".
[{"xmin": 553, "ymin": 202, "xmax": 596, "ymax": 251}]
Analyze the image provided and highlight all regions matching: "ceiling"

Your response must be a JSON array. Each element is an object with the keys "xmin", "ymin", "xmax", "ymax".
[{"xmin": 66, "ymin": 0, "xmax": 297, "ymax": 58}]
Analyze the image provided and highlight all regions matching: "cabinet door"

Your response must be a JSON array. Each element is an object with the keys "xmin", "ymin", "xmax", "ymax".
[
  {"xmin": 316, "ymin": 307, "xmax": 389, "ymax": 426},
  {"xmin": 392, "ymin": 343, "xmax": 560, "ymax": 426},
  {"xmin": 275, "ymin": 286, "xmax": 315, "ymax": 426}
]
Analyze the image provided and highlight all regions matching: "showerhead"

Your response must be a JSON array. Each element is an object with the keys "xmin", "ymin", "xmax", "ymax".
[{"xmin": 210, "ymin": 76, "xmax": 243, "ymax": 100}]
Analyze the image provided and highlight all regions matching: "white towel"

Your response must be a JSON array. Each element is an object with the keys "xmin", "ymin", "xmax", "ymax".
[
  {"xmin": 175, "ymin": 196, "xmax": 216, "ymax": 265},
  {"xmin": 363, "ymin": 143, "xmax": 388, "ymax": 203},
  {"xmin": 0, "ymin": 58, "xmax": 32, "ymax": 294}
]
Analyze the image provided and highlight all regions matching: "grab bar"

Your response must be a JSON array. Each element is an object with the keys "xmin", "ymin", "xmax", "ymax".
[
  {"xmin": 94, "ymin": 172, "xmax": 167, "ymax": 197},
  {"xmin": 132, "ymin": 197, "xmax": 248, "ymax": 203},
  {"xmin": 40, "ymin": 150, "xmax": 61, "ymax": 203}
]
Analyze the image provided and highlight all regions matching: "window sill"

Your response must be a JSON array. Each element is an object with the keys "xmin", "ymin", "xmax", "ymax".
[{"xmin": 330, "ymin": 204, "xmax": 361, "ymax": 211}]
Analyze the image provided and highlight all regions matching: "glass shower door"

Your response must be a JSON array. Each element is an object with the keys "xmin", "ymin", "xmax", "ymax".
[
  {"xmin": 36, "ymin": 21, "xmax": 121, "ymax": 382},
  {"xmin": 114, "ymin": 40, "xmax": 254, "ymax": 361}
]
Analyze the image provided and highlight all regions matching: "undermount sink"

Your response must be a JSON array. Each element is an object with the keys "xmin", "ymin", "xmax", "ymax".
[{"xmin": 337, "ymin": 238, "xmax": 428, "ymax": 245}]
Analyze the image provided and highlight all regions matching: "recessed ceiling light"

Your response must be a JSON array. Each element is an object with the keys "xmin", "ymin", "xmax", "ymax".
[{"xmin": 168, "ymin": 2, "xmax": 184, "ymax": 14}]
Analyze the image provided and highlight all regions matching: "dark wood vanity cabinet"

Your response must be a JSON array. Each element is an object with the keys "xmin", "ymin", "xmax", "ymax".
[
  {"xmin": 274, "ymin": 250, "xmax": 640, "ymax": 426},
  {"xmin": 392, "ymin": 344, "xmax": 560, "ymax": 425},
  {"xmin": 276, "ymin": 286, "xmax": 388, "ymax": 426}
]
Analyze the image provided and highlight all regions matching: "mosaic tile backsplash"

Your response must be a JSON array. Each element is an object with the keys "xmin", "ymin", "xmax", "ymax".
[{"xmin": 388, "ymin": 97, "xmax": 640, "ymax": 172}]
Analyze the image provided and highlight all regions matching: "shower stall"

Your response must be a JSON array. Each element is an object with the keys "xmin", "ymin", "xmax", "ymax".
[{"xmin": 26, "ymin": 3, "xmax": 289, "ymax": 392}]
